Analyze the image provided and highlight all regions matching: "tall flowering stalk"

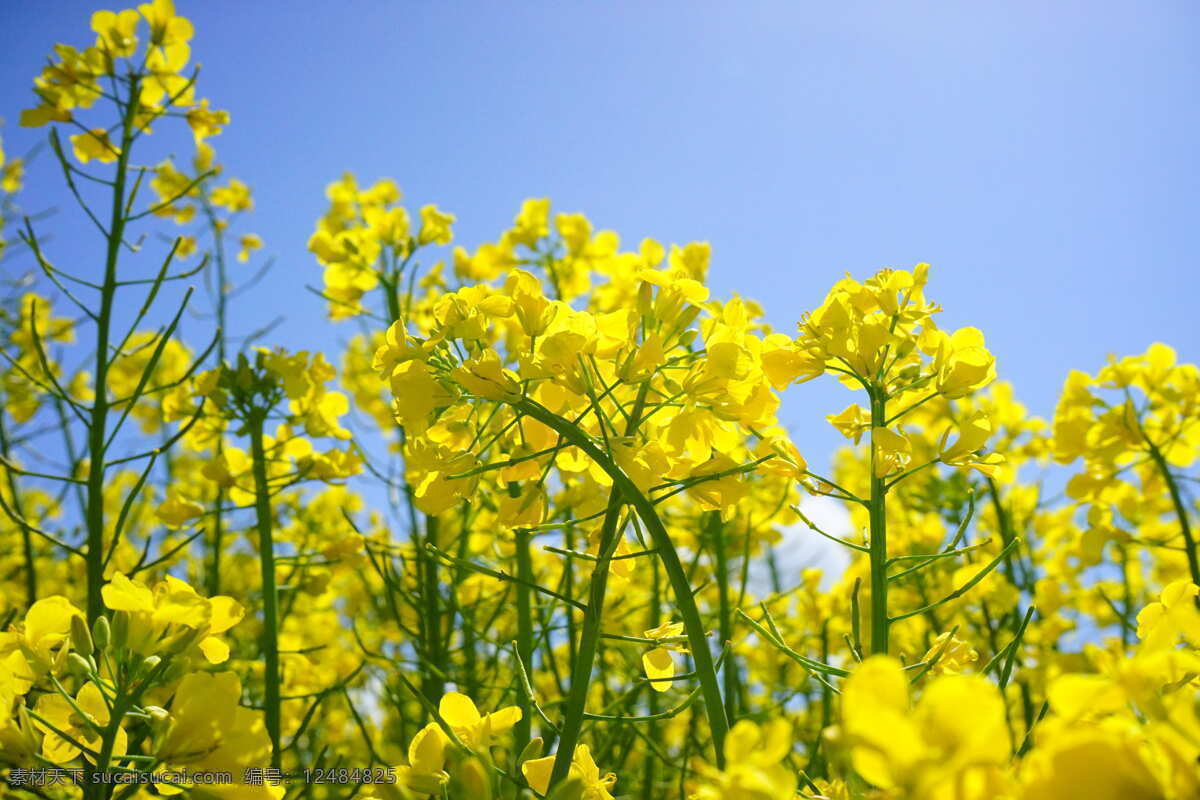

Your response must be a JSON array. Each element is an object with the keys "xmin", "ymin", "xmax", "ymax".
[{"xmin": 780, "ymin": 265, "xmax": 1008, "ymax": 654}]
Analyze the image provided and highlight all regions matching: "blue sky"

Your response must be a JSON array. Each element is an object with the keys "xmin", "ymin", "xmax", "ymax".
[{"xmin": 2, "ymin": 0, "xmax": 1197, "ymax": 471}]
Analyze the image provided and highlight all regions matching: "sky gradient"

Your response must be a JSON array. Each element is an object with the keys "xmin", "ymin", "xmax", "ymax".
[{"xmin": 1, "ymin": 0, "xmax": 1197, "ymax": 472}]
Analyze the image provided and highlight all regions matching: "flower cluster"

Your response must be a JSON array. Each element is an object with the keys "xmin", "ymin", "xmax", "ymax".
[{"xmin": 2, "ymin": 4, "xmax": 1198, "ymax": 800}]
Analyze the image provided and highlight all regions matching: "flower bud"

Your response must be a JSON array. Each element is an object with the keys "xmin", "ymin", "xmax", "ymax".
[
  {"xmin": 637, "ymin": 280, "xmax": 654, "ymax": 319},
  {"xmin": 92, "ymin": 615, "xmax": 111, "ymax": 651},
  {"xmin": 146, "ymin": 705, "xmax": 170, "ymax": 724},
  {"xmin": 70, "ymin": 614, "xmax": 94, "ymax": 657},
  {"xmin": 142, "ymin": 654, "xmax": 162, "ymax": 672},
  {"xmin": 517, "ymin": 736, "xmax": 543, "ymax": 767},
  {"xmin": 669, "ymin": 304, "xmax": 701, "ymax": 340},
  {"xmin": 67, "ymin": 652, "xmax": 92, "ymax": 679}
]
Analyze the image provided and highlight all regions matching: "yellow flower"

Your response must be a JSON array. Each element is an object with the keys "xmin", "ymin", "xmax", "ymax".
[
  {"xmin": 839, "ymin": 656, "xmax": 1009, "ymax": 795},
  {"xmin": 35, "ymin": 682, "xmax": 128, "ymax": 764},
  {"xmin": 10, "ymin": 596, "xmax": 83, "ymax": 673},
  {"xmin": 417, "ymin": 204, "xmax": 455, "ymax": 245},
  {"xmin": 921, "ymin": 632, "xmax": 979, "ymax": 675},
  {"xmin": 939, "ymin": 411, "xmax": 1005, "ymax": 476},
  {"xmin": 453, "ymin": 351, "xmax": 522, "ymax": 402},
  {"xmin": 91, "ymin": 9, "xmax": 140, "ymax": 57},
  {"xmin": 1136, "ymin": 580, "xmax": 1200, "ymax": 651},
  {"xmin": 404, "ymin": 439, "xmax": 478, "ymax": 514},
  {"xmin": 211, "ymin": 178, "xmax": 252, "ymax": 211},
  {"xmin": 932, "ymin": 327, "xmax": 996, "ymax": 398},
  {"xmin": 872, "ymin": 426, "xmax": 912, "ymax": 478},
  {"xmin": 437, "ymin": 692, "xmax": 522, "ymax": 750},
  {"xmin": 70, "ymin": 129, "xmax": 120, "ymax": 164},
  {"xmin": 1, "ymin": 154, "xmax": 24, "ymax": 194},
  {"xmin": 156, "ymin": 491, "xmax": 204, "ymax": 528},
  {"xmin": 138, "ymin": 0, "xmax": 193, "ymax": 48},
  {"xmin": 394, "ymin": 723, "xmax": 449, "ymax": 798},
  {"xmin": 641, "ymin": 621, "xmax": 685, "ymax": 693},
  {"xmin": 1020, "ymin": 720, "xmax": 1163, "ymax": 800},
  {"xmin": 156, "ymin": 671, "xmax": 284, "ymax": 800},
  {"xmin": 828, "ymin": 403, "xmax": 871, "ymax": 443},
  {"xmin": 506, "ymin": 269, "xmax": 557, "ymax": 337},
  {"xmin": 175, "ymin": 234, "xmax": 198, "ymax": 258},
  {"xmin": 201, "ymin": 448, "xmax": 252, "ymax": 489},
  {"xmin": 497, "ymin": 483, "xmax": 547, "ymax": 528},
  {"xmin": 187, "ymin": 99, "xmax": 230, "ymax": 143},
  {"xmin": 101, "ymin": 573, "xmax": 244, "ymax": 664},
  {"xmin": 522, "ymin": 744, "xmax": 616, "ymax": 800},
  {"xmin": 510, "ymin": 197, "xmax": 550, "ymax": 247},
  {"xmin": 689, "ymin": 719, "xmax": 796, "ymax": 800}
]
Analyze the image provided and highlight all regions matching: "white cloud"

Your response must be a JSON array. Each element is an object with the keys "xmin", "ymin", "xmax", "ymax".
[{"xmin": 747, "ymin": 495, "xmax": 854, "ymax": 594}]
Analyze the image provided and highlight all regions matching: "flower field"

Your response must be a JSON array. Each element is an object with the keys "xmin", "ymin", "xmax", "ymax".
[{"xmin": 1, "ymin": 3, "xmax": 1198, "ymax": 800}]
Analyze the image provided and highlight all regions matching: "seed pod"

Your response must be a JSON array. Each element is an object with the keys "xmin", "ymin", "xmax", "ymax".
[
  {"xmin": 70, "ymin": 614, "xmax": 94, "ymax": 657},
  {"xmin": 92, "ymin": 615, "xmax": 111, "ymax": 651}
]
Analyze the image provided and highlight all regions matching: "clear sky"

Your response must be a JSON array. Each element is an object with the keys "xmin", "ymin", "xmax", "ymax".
[{"xmin": 2, "ymin": 0, "xmax": 1197, "ymax": 472}]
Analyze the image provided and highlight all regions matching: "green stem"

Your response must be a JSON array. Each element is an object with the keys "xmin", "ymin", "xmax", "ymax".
[
  {"xmin": 92, "ymin": 693, "xmax": 134, "ymax": 800},
  {"xmin": 516, "ymin": 397, "xmax": 728, "ymax": 779},
  {"xmin": 868, "ymin": 386, "xmax": 890, "ymax": 654},
  {"xmin": 641, "ymin": 554, "xmax": 661, "ymax": 795},
  {"xmin": 208, "ymin": 479, "xmax": 226, "ymax": 596},
  {"xmin": 1120, "ymin": 544, "xmax": 1131, "ymax": 651},
  {"xmin": 986, "ymin": 478, "xmax": 1025, "ymax": 606},
  {"xmin": 85, "ymin": 78, "xmax": 139, "ymax": 625},
  {"xmin": 250, "ymin": 414, "xmax": 282, "ymax": 768},
  {"xmin": 514, "ymin": 527, "xmax": 534, "ymax": 753},
  {"xmin": 205, "ymin": 202, "xmax": 228, "ymax": 597},
  {"xmin": 546, "ymin": 382, "xmax": 643, "ymax": 790},
  {"xmin": 1147, "ymin": 443, "xmax": 1200, "ymax": 597},
  {"xmin": 0, "ymin": 414, "xmax": 37, "ymax": 606},
  {"xmin": 709, "ymin": 512, "xmax": 738, "ymax": 723},
  {"xmin": 421, "ymin": 513, "xmax": 445, "ymax": 703},
  {"xmin": 382, "ymin": 271, "xmax": 445, "ymax": 704},
  {"xmin": 456, "ymin": 504, "xmax": 479, "ymax": 699}
]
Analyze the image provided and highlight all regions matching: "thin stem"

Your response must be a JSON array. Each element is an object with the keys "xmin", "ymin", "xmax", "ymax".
[
  {"xmin": 516, "ymin": 396, "xmax": 730, "ymax": 773},
  {"xmin": 867, "ymin": 386, "xmax": 890, "ymax": 654},
  {"xmin": 1147, "ymin": 443, "xmax": 1200, "ymax": 600},
  {"xmin": 250, "ymin": 413, "xmax": 282, "ymax": 769},
  {"xmin": 85, "ymin": 77, "xmax": 140, "ymax": 624},
  {"xmin": 708, "ymin": 511, "xmax": 738, "ymax": 723},
  {"xmin": 0, "ymin": 414, "xmax": 37, "ymax": 605},
  {"xmin": 514, "ymin": 527, "xmax": 534, "ymax": 753},
  {"xmin": 547, "ymin": 390, "xmax": 648, "ymax": 789}
]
